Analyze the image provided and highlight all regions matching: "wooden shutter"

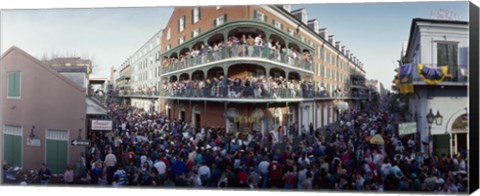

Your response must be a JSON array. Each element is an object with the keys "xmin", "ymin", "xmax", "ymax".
[
  {"xmin": 192, "ymin": 8, "xmax": 194, "ymax": 24},
  {"xmin": 253, "ymin": 10, "xmax": 257, "ymax": 20},
  {"xmin": 213, "ymin": 19, "xmax": 217, "ymax": 27},
  {"xmin": 264, "ymin": 15, "xmax": 267, "ymax": 23},
  {"xmin": 224, "ymin": 14, "xmax": 227, "ymax": 23}
]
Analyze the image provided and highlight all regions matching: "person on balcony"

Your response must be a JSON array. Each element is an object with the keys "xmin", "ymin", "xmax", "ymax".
[
  {"xmin": 275, "ymin": 41, "xmax": 282, "ymax": 62},
  {"xmin": 247, "ymin": 34, "xmax": 255, "ymax": 57},
  {"xmin": 240, "ymin": 34, "xmax": 247, "ymax": 57},
  {"xmin": 232, "ymin": 36, "xmax": 239, "ymax": 58},
  {"xmin": 200, "ymin": 44, "xmax": 207, "ymax": 64},
  {"xmin": 227, "ymin": 37, "xmax": 233, "ymax": 58},
  {"xmin": 254, "ymin": 34, "xmax": 263, "ymax": 57}
]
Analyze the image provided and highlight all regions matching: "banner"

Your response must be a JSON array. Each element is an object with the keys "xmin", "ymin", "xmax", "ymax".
[
  {"xmin": 91, "ymin": 119, "xmax": 113, "ymax": 131},
  {"xmin": 418, "ymin": 64, "xmax": 449, "ymax": 85},
  {"xmin": 398, "ymin": 122, "xmax": 417, "ymax": 136},
  {"xmin": 399, "ymin": 63, "xmax": 414, "ymax": 94}
]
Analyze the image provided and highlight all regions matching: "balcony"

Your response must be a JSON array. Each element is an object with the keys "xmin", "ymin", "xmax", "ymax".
[
  {"xmin": 410, "ymin": 64, "xmax": 468, "ymax": 85},
  {"xmin": 161, "ymin": 20, "xmax": 315, "ymax": 77},
  {"xmin": 162, "ymin": 47, "xmax": 313, "ymax": 75}
]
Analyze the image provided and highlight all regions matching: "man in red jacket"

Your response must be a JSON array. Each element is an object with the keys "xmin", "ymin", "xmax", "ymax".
[{"xmin": 268, "ymin": 159, "xmax": 282, "ymax": 188}]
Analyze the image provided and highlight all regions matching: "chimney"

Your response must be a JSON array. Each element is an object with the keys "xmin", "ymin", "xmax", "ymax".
[
  {"xmin": 328, "ymin": 35, "xmax": 335, "ymax": 44},
  {"xmin": 335, "ymin": 41, "xmax": 341, "ymax": 49},
  {"xmin": 318, "ymin": 28, "xmax": 328, "ymax": 39},
  {"xmin": 350, "ymin": 53, "xmax": 353, "ymax": 60},
  {"xmin": 346, "ymin": 50, "xmax": 350, "ymax": 58},
  {"xmin": 353, "ymin": 57, "xmax": 357, "ymax": 64},
  {"xmin": 341, "ymin": 46, "xmax": 345, "ymax": 54}
]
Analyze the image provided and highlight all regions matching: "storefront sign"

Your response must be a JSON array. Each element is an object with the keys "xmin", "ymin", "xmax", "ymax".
[
  {"xmin": 26, "ymin": 137, "xmax": 41, "ymax": 147},
  {"xmin": 399, "ymin": 122, "xmax": 417, "ymax": 136},
  {"xmin": 233, "ymin": 116, "xmax": 261, "ymax": 123},
  {"xmin": 91, "ymin": 119, "xmax": 113, "ymax": 131}
]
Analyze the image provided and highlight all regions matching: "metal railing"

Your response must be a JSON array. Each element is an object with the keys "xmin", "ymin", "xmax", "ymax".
[
  {"xmin": 116, "ymin": 88, "xmax": 369, "ymax": 100},
  {"xmin": 162, "ymin": 47, "xmax": 314, "ymax": 74}
]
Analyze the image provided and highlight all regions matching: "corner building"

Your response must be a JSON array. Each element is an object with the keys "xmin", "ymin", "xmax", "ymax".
[{"xmin": 146, "ymin": 5, "xmax": 367, "ymax": 135}]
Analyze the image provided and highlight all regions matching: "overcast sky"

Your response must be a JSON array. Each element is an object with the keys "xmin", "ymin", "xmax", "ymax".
[{"xmin": 0, "ymin": 1, "xmax": 470, "ymax": 90}]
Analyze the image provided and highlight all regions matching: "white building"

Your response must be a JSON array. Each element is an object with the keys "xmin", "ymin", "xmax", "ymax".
[
  {"xmin": 119, "ymin": 29, "xmax": 163, "ymax": 112},
  {"xmin": 403, "ymin": 18, "xmax": 468, "ymax": 156}
]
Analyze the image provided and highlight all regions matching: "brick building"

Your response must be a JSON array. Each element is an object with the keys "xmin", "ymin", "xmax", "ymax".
[{"xmin": 119, "ymin": 5, "xmax": 368, "ymax": 136}]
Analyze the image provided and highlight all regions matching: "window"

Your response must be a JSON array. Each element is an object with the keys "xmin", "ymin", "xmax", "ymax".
[
  {"xmin": 166, "ymin": 45, "xmax": 171, "ymax": 51},
  {"xmin": 192, "ymin": 7, "xmax": 200, "ymax": 24},
  {"xmin": 254, "ymin": 10, "xmax": 266, "ymax": 22},
  {"xmin": 323, "ymin": 66, "xmax": 327, "ymax": 78},
  {"xmin": 287, "ymin": 28, "xmax": 294, "ymax": 36},
  {"xmin": 437, "ymin": 42, "xmax": 458, "ymax": 80},
  {"xmin": 179, "ymin": 16, "xmax": 186, "ymax": 32},
  {"xmin": 214, "ymin": 15, "xmax": 226, "ymax": 27},
  {"xmin": 7, "ymin": 72, "xmax": 21, "ymax": 98},
  {"xmin": 216, "ymin": 6, "xmax": 221, "ymax": 10},
  {"xmin": 167, "ymin": 28, "xmax": 171, "ymax": 40},
  {"xmin": 179, "ymin": 36, "xmax": 185, "ymax": 45},
  {"xmin": 317, "ymin": 64, "xmax": 321, "ymax": 76},
  {"xmin": 192, "ymin": 28, "xmax": 201, "ymax": 38},
  {"xmin": 302, "ymin": 11, "xmax": 308, "ymax": 24},
  {"xmin": 273, "ymin": 19, "xmax": 282, "ymax": 30}
]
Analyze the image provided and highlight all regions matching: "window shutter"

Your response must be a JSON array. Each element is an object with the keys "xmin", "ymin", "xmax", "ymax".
[
  {"xmin": 198, "ymin": 28, "xmax": 201, "ymax": 34},
  {"xmin": 178, "ymin": 19, "xmax": 180, "ymax": 32},
  {"xmin": 253, "ymin": 10, "xmax": 257, "ymax": 19},
  {"xmin": 192, "ymin": 8, "xmax": 194, "ymax": 24},
  {"xmin": 281, "ymin": 24, "xmax": 283, "ymax": 30},
  {"xmin": 264, "ymin": 15, "xmax": 267, "ymax": 23},
  {"xmin": 224, "ymin": 14, "xmax": 227, "ymax": 22},
  {"xmin": 198, "ymin": 7, "xmax": 201, "ymax": 20},
  {"xmin": 192, "ymin": 31, "xmax": 194, "ymax": 38},
  {"xmin": 16, "ymin": 73, "xmax": 20, "ymax": 96},
  {"xmin": 213, "ymin": 19, "xmax": 217, "ymax": 27},
  {"xmin": 8, "ymin": 73, "xmax": 14, "ymax": 97},
  {"xmin": 272, "ymin": 19, "xmax": 275, "ymax": 25}
]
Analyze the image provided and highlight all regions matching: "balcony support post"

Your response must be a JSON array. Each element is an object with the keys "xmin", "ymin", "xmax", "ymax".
[{"xmin": 204, "ymin": 100, "xmax": 207, "ymax": 127}]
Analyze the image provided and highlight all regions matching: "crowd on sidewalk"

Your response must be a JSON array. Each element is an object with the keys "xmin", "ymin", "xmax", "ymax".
[{"xmin": 66, "ymin": 100, "xmax": 468, "ymax": 193}]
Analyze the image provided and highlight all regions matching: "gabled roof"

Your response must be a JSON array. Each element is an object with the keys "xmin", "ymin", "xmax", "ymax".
[
  {"xmin": 291, "ymin": 8, "xmax": 305, "ymax": 13},
  {"xmin": 0, "ymin": 46, "xmax": 86, "ymax": 92}
]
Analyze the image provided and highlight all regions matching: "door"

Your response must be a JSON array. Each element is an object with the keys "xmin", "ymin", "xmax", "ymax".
[
  {"xmin": 46, "ymin": 129, "xmax": 68, "ymax": 174},
  {"xmin": 323, "ymin": 106, "xmax": 327, "ymax": 127},
  {"xmin": 180, "ymin": 111, "xmax": 186, "ymax": 122},
  {"xmin": 195, "ymin": 113, "xmax": 201, "ymax": 129},
  {"xmin": 3, "ymin": 125, "xmax": 22, "ymax": 167}
]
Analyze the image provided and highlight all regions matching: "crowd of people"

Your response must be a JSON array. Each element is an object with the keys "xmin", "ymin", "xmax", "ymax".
[
  {"xmin": 162, "ymin": 33, "xmax": 313, "ymax": 73},
  {"xmin": 161, "ymin": 76, "xmax": 316, "ymax": 99},
  {"xmin": 64, "ymin": 98, "xmax": 468, "ymax": 194}
]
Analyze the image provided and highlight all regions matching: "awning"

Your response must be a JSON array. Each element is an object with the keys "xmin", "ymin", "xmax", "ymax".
[
  {"xmin": 336, "ymin": 102, "xmax": 349, "ymax": 110},
  {"xmin": 86, "ymin": 97, "xmax": 108, "ymax": 115}
]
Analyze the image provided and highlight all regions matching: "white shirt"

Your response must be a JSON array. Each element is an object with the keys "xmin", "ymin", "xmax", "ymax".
[
  {"xmin": 154, "ymin": 160, "xmax": 167, "ymax": 175},
  {"xmin": 258, "ymin": 161, "xmax": 270, "ymax": 175},
  {"xmin": 254, "ymin": 37, "xmax": 262, "ymax": 46},
  {"xmin": 104, "ymin": 153, "xmax": 117, "ymax": 167},
  {"xmin": 198, "ymin": 165, "xmax": 211, "ymax": 178}
]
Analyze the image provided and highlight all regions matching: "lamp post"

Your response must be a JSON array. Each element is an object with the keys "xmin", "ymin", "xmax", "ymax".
[{"xmin": 426, "ymin": 108, "xmax": 443, "ymax": 154}]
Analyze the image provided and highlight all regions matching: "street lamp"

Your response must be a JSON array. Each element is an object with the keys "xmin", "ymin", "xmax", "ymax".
[{"xmin": 426, "ymin": 108, "xmax": 443, "ymax": 154}]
